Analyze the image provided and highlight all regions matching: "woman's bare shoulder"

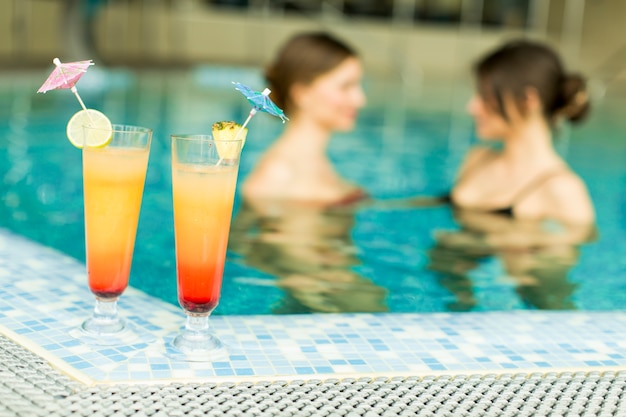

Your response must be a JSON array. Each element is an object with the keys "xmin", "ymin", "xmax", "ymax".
[
  {"xmin": 546, "ymin": 170, "xmax": 590, "ymax": 199},
  {"xmin": 545, "ymin": 171, "xmax": 595, "ymax": 224},
  {"xmin": 241, "ymin": 156, "xmax": 293, "ymax": 199}
]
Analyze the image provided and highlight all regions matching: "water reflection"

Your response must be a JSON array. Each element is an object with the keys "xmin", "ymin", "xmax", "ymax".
[
  {"xmin": 229, "ymin": 200, "xmax": 388, "ymax": 314},
  {"xmin": 427, "ymin": 208, "xmax": 596, "ymax": 311}
]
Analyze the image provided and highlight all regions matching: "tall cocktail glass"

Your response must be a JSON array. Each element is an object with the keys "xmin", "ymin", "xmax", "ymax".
[
  {"xmin": 80, "ymin": 124, "xmax": 152, "ymax": 343},
  {"xmin": 170, "ymin": 134, "xmax": 242, "ymax": 360}
]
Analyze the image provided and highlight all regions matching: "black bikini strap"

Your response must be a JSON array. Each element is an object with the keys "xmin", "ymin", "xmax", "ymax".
[{"xmin": 509, "ymin": 167, "xmax": 568, "ymax": 206}]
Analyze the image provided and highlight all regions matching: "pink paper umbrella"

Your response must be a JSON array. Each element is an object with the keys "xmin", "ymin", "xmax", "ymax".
[{"xmin": 37, "ymin": 57, "xmax": 94, "ymax": 111}]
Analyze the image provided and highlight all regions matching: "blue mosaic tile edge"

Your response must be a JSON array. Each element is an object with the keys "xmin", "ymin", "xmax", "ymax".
[{"xmin": 2, "ymin": 227, "xmax": 626, "ymax": 385}]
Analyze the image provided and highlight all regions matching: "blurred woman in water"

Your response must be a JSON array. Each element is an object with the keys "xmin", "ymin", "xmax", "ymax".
[
  {"xmin": 448, "ymin": 39, "xmax": 595, "ymax": 226},
  {"xmin": 241, "ymin": 31, "xmax": 367, "ymax": 205},
  {"xmin": 229, "ymin": 32, "xmax": 385, "ymax": 313},
  {"xmin": 427, "ymin": 39, "xmax": 597, "ymax": 311}
]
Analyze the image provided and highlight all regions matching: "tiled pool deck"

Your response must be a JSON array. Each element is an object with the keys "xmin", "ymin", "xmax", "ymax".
[{"xmin": 2, "ymin": 227, "xmax": 626, "ymax": 415}]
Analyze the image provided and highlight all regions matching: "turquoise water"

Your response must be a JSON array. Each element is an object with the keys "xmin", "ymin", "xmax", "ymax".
[{"xmin": 1, "ymin": 66, "xmax": 625, "ymax": 314}]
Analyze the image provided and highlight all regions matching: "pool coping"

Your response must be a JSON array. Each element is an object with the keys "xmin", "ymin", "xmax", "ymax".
[{"xmin": 2, "ymin": 227, "xmax": 626, "ymax": 388}]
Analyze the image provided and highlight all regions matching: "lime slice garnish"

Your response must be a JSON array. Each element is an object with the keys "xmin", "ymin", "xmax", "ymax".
[{"xmin": 66, "ymin": 109, "xmax": 113, "ymax": 149}]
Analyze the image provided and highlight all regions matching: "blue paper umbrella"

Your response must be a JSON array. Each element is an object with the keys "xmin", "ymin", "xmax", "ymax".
[{"xmin": 232, "ymin": 82, "xmax": 289, "ymax": 135}]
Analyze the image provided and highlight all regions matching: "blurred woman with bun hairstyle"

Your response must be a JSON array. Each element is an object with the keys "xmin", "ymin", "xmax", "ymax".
[
  {"xmin": 448, "ymin": 39, "xmax": 595, "ymax": 226},
  {"xmin": 425, "ymin": 40, "xmax": 595, "ymax": 310}
]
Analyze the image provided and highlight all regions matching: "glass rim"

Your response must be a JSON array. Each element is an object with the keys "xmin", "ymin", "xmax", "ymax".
[
  {"xmin": 84, "ymin": 124, "xmax": 153, "ymax": 134},
  {"xmin": 170, "ymin": 134, "xmax": 243, "ymax": 143}
]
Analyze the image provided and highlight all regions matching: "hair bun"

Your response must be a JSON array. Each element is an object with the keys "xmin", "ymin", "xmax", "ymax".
[{"xmin": 559, "ymin": 73, "xmax": 590, "ymax": 123}]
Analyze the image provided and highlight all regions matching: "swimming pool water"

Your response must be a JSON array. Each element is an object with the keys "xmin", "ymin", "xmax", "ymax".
[{"xmin": 1, "ymin": 66, "xmax": 626, "ymax": 315}]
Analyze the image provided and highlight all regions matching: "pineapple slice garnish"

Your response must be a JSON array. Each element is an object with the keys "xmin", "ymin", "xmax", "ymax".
[{"xmin": 212, "ymin": 121, "xmax": 247, "ymax": 160}]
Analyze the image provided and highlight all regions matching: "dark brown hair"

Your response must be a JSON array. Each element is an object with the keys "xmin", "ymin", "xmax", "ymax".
[
  {"xmin": 265, "ymin": 32, "xmax": 357, "ymax": 115},
  {"xmin": 475, "ymin": 40, "xmax": 590, "ymax": 124}
]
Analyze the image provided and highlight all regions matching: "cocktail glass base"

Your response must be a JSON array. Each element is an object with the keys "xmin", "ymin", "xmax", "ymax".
[
  {"xmin": 166, "ymin": 332, "xmax": 228, "ymax": 362},
  {"xmin": 166, "ymin": 314, "xmax": 227, "ymax": 362},
  {"xmin": 70, "ymin": 298, "xmax": 155, "ymax": 346},
  {"xmin": 81, "ymin": 314, "xmax": 126, "ymax": 336},
  {"xmin": 70, "ymin": 322, "xmax": 158, "ymax": 347},
  {"xmin": 71, "ymin": 323, "xmax": 125, "ymax": 346}
]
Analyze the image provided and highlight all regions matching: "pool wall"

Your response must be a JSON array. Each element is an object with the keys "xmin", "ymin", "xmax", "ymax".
[{"xmin": 1, "ymin": 1, "xmax": 624, "ymax": 83}]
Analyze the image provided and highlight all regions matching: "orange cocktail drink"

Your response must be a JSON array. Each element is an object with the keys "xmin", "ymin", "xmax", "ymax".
[
  {"xmin": 172, "ymin": 164, "xmax": 238, "ymax": 313},
  {"xmin": 170, "ymin": 134, "xmax": 242, "ymax": 360},
  {"xmin": 83, "ymin": 147, "xmax": 150, "ymax": 297},
  {"xmin": 81, "ymin": 124, "xmax": 151, "ymax": 340}
]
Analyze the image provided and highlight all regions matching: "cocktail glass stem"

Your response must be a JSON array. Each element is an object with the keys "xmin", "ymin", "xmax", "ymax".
[
  {"xmin": 186, "ymin": 314, "xmax": 209, "ymax": 334},
  {"xmin": 82, "ymin": 298, "xmax": 125, "ymax": 335}
]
